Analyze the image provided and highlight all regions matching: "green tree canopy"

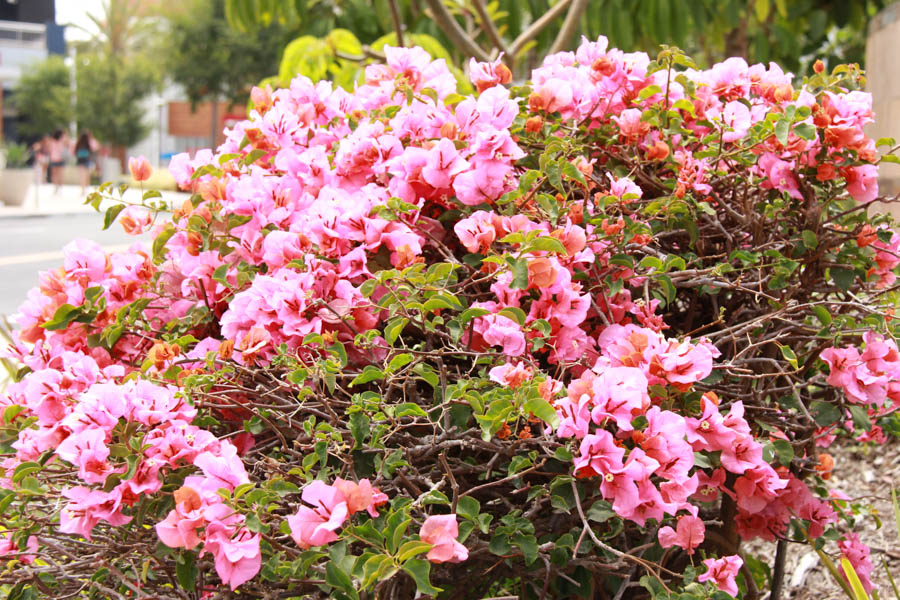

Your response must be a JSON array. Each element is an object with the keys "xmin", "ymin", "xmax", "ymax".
[
  {"xmin": 75, "ymin": 52, "xmax": 158, "ymax": 148},
  {"xmin": 166, "ymin": 0, "xmax": 289, "ymax": 108},
  {"xmin": 13, "ymin": 56, "xmax": 73, "ymax": 138},
  {"xmin": 70, "ymin": 0, "xmax": 162, "ymax": 149},
  {"xmin": 225, "ymin": 0, "xmax": 894, "ymax": 75}
]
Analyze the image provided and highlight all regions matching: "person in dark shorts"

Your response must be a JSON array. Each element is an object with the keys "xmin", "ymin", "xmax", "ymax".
[{"xmin": 74, "ymin": 131, "xmax": 95, "ymax": 194}]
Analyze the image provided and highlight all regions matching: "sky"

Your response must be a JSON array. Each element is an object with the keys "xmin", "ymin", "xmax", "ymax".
[{"xmin": 56, "ymin": 1, "xmax": 106, "ymax": 42}]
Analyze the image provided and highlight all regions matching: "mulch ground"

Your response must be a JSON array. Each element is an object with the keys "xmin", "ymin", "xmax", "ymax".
[{"xmin": 748, "ymin": 438, "xmax": 900, "ymax": 599}]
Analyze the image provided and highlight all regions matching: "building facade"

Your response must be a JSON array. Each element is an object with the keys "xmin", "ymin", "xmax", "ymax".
[{"xmin": 0, "ymin": 0, "xmax": 64, "ymax": 140}]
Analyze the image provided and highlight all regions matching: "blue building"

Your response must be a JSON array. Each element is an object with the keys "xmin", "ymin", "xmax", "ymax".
[{"xmin": 0, "ymin": 0, "xmax": 65, "ymax": 140}]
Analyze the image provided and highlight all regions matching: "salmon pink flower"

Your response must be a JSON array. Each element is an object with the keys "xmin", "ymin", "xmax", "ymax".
[
  {"xmin": 420, "ymin": 514, "xmax": 468, "ymax": 564},
  {"xmin": 333, "ymin": 478, "xmax": 389, "ymax": 517},
  {"xmin": 128, "ymin": 155, "xmax": 152, "ymax": 182},
  {"xmin": 657, "ymin": 515, "xmax": 705, "ymax": 554}
]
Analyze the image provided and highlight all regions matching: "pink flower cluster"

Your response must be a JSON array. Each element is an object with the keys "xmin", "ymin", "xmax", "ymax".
[
  {"xmin": 526, "ymin": 38, "xmax": 877, "ymax": 205},
  {"xmin": 155, "ymin": 443, "xmax": 260, "ymax": 590},
  {"xmin": 287, "ymin": 478, "xmax": 388, "ymax": 549},
  {"xmin": 822, "ymin": 331, "xmax": 900, "ymax": 407},
  {"xmin": 839, "ymin": 532, "xmax": 875, "ymax": 593},
  {"xmin": 2, "ymin": 34, "xmax": 890, "ymax": 593}
]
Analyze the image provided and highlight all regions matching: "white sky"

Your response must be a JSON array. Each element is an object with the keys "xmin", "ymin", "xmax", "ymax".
[{"xmin": 56, "ymin": 0, "xmax": 106, "ymax": 42}]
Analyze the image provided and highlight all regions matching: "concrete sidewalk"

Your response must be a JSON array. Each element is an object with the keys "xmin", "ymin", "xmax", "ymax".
[{"xmin": 0, "ymin": 183, "xmax": 190, "ymax": 219}]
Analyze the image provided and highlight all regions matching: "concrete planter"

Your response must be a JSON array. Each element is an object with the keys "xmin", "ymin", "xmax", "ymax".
[{"xmin": 0, "ymin": 168, "xmax": 34, "ymax": 206}]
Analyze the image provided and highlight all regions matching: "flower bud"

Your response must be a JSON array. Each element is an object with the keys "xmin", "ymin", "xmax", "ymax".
[
  {"xmin": 250, "ymin": 84, "xmax": 273, "ymax": 114},
  {"xmin": 525, "ymin": 116, "xmax": 543, "ymax": 133},
  {"xmin": 813, "ymin": 59, "xmax": 825, "ymax": 73},
  {"xmin": 129, "ymin": 156, "xmax": 152, "ymax": 182},
  {"xmin": 440, "ymin": 120, "xmax": 458, "ymax": 140}
]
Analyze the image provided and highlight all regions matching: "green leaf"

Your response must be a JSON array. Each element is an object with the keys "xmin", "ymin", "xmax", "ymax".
[
  {"xmin": 775, "ymin": 117, "xmax": 790, "ymax": 146},
  {"xmin": 387, "ymin": 353, "xmax": 414, "ymax": 373},
  {"xmin": 512, "ymin": 533, "xmax": 538, "ymax": 565},
  {"xmin": 523, "ymin": 397, "xmax": 559, "ymax": 428},
  {"xmin": 810, "ymin": 401, "xmax": 841, "ymax": 427},
  {"xmin": 777, "ymin": 343, "xmax": 799, "ymax": 370},
  {"xmin": 102, "ymin": 203, "xmax": 126, "ymax": 230},
  {"xmin": 812, "ymin": 305, "xmax": 832, "ymax": 326},
  {"xmin": 42, "ymin": 304, "xmax": 80, "ymax": 331},
  {"xmin": 848, "ymin": 404, "xmax": 872, "ymax": 432},
  {"xmin": 801, "ymin": 230, "xmax": 818, "ymax": 250},
  {"xmin": 402, "ymin": 559, "xmax": 442, "ymax": 595},
  {"xmin": 325, "ymin": 562, "xmax": 359, "ymax": 600},
  {"xmin": 772, "ymin": 439, "xmax": 794, "ymax": 466},
  {"xmin": 497, "ymin": 306, "xmax": 527, "ymax": 327},
  {"xmin": 794, "ymin": 122, "xmax": 817, "ymax": 140},
  {"xmin": 153, "ymin": 225, "xmax": 176, "ymax": 261},
  {"xmin": 12, "ymin": 461, "xmax": 41, "ymax": 483},
  {"xmin": 384, "ymin": 317, "xmax": 408, "ymax": 345},
  {"xmin": 524, "ymin": 236, "xmax": 567, "ymax": 254},
  {"xmin": 841, "ymin": 557, "xmax": 870, "ymax": 600},
  {"xmin": 396, "ymin": 540, "xmax": 433, "ymax": 562},
  {"xmin": 831, "ymin": 267, "xmax": 857, "ymax": 291},
  {"xmin": 350, "ymin": 365, "xmax": 385, "ymax": 386},
  {"xmin": 394, "ymin": 403, "xmax": 428, "ymax": 418},
  {"xmin": 361, "ymin": 554, "xmax": 396, "ymax": 589},
  {"xmin": 241, "ymin": 148, "xmax": 268, "ymax": 166},
  {"xmin": 511, "ymin": 257, "xmax": 529, "ymax": 290},
  {"xmin": 587, "ymin": 500, "xmax": 616, "ymax": 523},
  {"xmin": 349, "ymin": 412, "xmax": 370, "ymax": 449},
  {"xmin": 456, "ymin": 496, "xmax": 481, "ymax": 521}
]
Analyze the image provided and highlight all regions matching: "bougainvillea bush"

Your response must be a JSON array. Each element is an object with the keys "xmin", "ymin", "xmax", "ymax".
[{"xmin": 1, "ymin": 37, "xmax": 899, "ymax": 599}]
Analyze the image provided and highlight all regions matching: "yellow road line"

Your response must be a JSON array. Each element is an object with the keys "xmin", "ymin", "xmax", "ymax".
[{"xmin": 0, "ymin": 244, "xmax": 134, "ymax": 268}]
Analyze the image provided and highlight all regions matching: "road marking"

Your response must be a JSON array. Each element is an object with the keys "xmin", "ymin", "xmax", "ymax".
[{"xmin": 0, "ymin": 244, "xmax": 134, "ymax": 268}]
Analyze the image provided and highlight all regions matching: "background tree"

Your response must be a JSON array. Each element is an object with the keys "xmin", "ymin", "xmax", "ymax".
[
  {"xmin": 74, "ymin": 53, "xmax": 157, "ymax": 151},
  {"xmin": 70, "ymin": 0, "xmax": 163, "ymax": 168},
  {"xmin": 166, "ymin": 0, "xmax": 290, "ymax": 147},
  {"xmin": 224, "ymin": 0, "xmax": 895, "ymax": 76},
  {"xmin": 12, "ymin": 56, "xmax": 73, "ymax": 138}
]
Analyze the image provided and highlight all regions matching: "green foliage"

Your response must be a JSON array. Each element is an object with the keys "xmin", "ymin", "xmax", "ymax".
[
  {"xmin": 1, "ymin": 142, "xmax": 31, "ymax": 169},
  {"xmin": 167, "ymin": 0, "xmax": 289, "ymax": 106},
  {"xmin": 277, "ymin": 28, "xmax": 363, "ymax": 89},
  {"xmin": 74, "ymin": 52, "xmax": 158, "ymax": 148},
  {"xmin": 225, "ymin": 0, "xmax": 891, "ymax": 75},
  {"xmin": 13, "ymin": 56, "xmax": 73, "ymax": 138}
]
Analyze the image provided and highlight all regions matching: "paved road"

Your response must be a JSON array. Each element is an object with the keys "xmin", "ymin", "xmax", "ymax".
[{"xmin": 0, "ymin": 213, "xmax": 146, "ymax": 318}]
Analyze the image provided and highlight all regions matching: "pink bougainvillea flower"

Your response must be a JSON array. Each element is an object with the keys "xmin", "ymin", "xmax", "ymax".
[
  {"xmin": 698, "ymin": 554, "xmax": 743, "ymax": 596},
  {"xmin": 203, "ymin": 522, "xmax": 261, "ymax": 591},
  {"xmin": 488, "ymin": 362, "xmax": 533, "ymax": 389},
  {"xmin": 0, "ymin": 534, "xmax": 37, "ymax": 564},
  {"xmin": 657, "ymin": 514, "xmax": 705, "ymax": 554},
  {"xmin": 333, "ymin": 478, "xmax": 389, "ymax": 517},
  {"xmin": 287, "ymin": 480, "xmax": 350, "ymax": 549},
  {"xmin": 128, "ymin": 155, "xmax": 152, "ymax": 182},
  {"xmin": 419, "ymin": 514, "xmax": 468, "ymax": 564},
  {"xmin": 478, "ymin": 313, "xmax": 526, "ymax": 356},
  {"xmin": 838, "ymin": 533, "xmax": 875, "ymax": 593}
]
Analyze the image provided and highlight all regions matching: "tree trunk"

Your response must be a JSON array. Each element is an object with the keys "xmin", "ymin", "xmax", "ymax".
[
  {"xmin": 724, "ymin": 23, "xmax": 749, "ymax": 59},
  {"xmin": 210, "ymin": 99, "xmax": 219, "ymax": 151}
]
